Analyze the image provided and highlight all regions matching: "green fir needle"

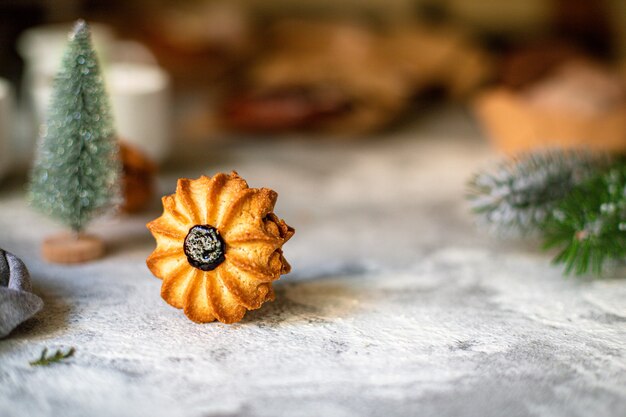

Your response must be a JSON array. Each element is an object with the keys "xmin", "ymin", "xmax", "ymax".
[
  {"xmin": 30, "ymin": 347, "xmax": 76, "ymax": 366},
  {"xmin": 543, "ymin": 165, "xmax": 626, "ymax": 275},
  {"xmin": 467, "ymin": 149, "xmax": 606, "ymax": 235}
]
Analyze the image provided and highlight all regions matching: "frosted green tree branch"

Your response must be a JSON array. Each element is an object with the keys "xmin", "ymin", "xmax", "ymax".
[{"xmin": 467, "ymin": 149, "xmax": 607, "ymax": 235}]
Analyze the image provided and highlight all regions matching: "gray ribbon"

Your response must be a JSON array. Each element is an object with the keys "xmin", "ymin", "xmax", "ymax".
[{"xmin": 0, "ymin": 249, "xmax": 44, "ymax": 338}]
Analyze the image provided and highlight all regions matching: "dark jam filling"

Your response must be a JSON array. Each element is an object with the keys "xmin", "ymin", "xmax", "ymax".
[{"xmin": 184, "ymin": 225, "xmax": 225, "ymax": 271}]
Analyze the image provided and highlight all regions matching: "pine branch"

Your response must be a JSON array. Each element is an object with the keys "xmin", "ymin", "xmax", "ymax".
[
  {"xmin": 29, "ymin": 347, "xmax": 75, "ymax": 366},
  {"xmin": 467, "ymin": 149, "xmax": 606, "ymax": 234},
  {"xmin": 543, "ymin": 165, "xmax": 626, "ymax": 275}
]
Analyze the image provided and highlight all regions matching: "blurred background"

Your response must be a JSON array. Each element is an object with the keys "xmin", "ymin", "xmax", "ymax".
[
  {"xmin": 3, "ymin": 3, "xmax": 626, "ymax": 413},
  {"xmin": 0, "ymin": 0, "xmax": 625, "ymax": 203}
]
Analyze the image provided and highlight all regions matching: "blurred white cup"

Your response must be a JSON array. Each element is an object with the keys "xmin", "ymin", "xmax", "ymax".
[
  {"xmin": 107, "ymin": 63, "xmax": 171, "ymax": 163},
  {"xmin": 18, "ymin": 22, "xmax": 169, "ymax": 165},
  {"xmin": 31, "ymin": 63, "xmax": 171, "ymax": 164},
  {"xmin": 0, "ymin": 78, "xmax": 13, "ymax": 181}
]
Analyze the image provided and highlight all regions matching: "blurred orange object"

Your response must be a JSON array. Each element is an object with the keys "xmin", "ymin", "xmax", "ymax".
[
  {"xmin": 141, "ymin": 2, "xmax": 252, "ymax": 86},
  {"xmin": 498, "ymin": 41, "xmax": 585, "ymax": 90},
  {"xmin": 120, "ymin": 142, "xmax": 156, "ymax": 213},
  {"xmin": 219, "ymin": 20, "xmax": 492, "ymax": 135},
  {"xmin": 220, "ymin": 20, "xmax": 408, "ymax": 134},
  {"xmin": 384, "ymin": 25, "xmax": 493, "ymax": 99},
  {"xmin": 475, "ymin": 60, "xmax": 626, "ymax": 154}
]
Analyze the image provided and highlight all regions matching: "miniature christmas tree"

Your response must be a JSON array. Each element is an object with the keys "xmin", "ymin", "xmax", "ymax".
[{"xmin": 28, "ymin": 20, "xmax": 121, "ymax": 263}]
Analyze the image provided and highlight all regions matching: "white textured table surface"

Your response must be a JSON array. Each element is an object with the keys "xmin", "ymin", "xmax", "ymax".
[{"xmin": 1, "ymin": 107, "xmax": 625, "ymax": 417}]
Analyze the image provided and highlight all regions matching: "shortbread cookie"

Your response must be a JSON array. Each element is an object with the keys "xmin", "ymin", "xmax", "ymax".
[{"xmin": 146, "ymin": 172, "xmax": 294, "ymax": 324}]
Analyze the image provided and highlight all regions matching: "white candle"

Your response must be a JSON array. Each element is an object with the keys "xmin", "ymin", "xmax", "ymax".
[
  {"xmin": 17, "ymin": 22, "xmax": 115, "ymax": 86},
  {"xmin": 0, "ymin": 78, "xmax": 13, "ymax": 181},
  {"xmin": 107, "ymin": 63, "xmax": 171, "ymax": 164}
]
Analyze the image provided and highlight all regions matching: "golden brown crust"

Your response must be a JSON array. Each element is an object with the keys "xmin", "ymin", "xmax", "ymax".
[
  {"xmin": 146, "ymin": 171, "xmax": 294, "ymax": 324},
  {"xmin": 160, "ymin": 262, "xmax": 195, "ymax": 308},
  {"xmin": 183, "ymin": 270, "xmax": 215, "ymax": 323}
]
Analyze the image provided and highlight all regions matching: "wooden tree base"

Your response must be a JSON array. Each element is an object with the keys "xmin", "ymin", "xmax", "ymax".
[{"xmin": 42, "ymin": 233, "xmax": 105, "ymax": 264}]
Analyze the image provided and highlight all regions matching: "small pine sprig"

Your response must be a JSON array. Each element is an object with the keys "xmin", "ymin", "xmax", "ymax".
[
  {"xmin": 29, "ymin": 347, "xmax": 75, "ymax": 366},
  {"xmin": 543, "ymin": 165, "xmax": 626, "ymax": 275},
  {"xmin": 467, "ymin": 149, "xmax": 606, "ymax": 234}
]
